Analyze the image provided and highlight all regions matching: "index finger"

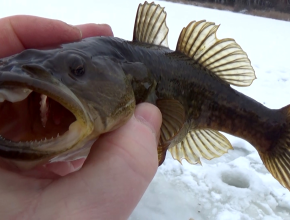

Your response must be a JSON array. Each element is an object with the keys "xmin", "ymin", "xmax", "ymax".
[{"xmin": 0, "ymin": 15, "xmax": 113, "ymax": 58}]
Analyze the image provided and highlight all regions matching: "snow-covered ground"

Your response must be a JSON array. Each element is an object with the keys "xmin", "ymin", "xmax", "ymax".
[{"xmin": 1, "ymin": 0, "xmax": 290, "ymax": 219}]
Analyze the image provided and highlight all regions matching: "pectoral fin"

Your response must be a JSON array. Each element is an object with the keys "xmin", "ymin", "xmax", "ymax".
[
  {"xmin": 156, "ymin": 99, "xmax": 186, "ymax": 166},
  {"xmin": 156, "ymin": 99, "xmax": 186, "ymax": 145},
  {"xmin": 158, "ymin": 143, "xmax": 169, "ymax": 166},
  {"xmin": 169, "ymin": 129, "xmax": 233, "ymax": 164}
]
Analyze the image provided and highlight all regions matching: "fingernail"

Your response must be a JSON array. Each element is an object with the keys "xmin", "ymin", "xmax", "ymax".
[
  {"xmin": 75, "ymin": 26, "xmax": 83, "ymax": 38},
  {"xmin": 97, "ymin": 24, "xmax": 113, "ymax": 34},
  {"xmin": 71, "ymin": 25, "xmax": 82, "ymax": 39},
  {"xmin": 93, "ymin": 24, "xmax": 114, "ymax": 36},
  {"xmin": 65, "ymin": 22, "xmax": 83, "ymax": 39},
  {"xmin": 135, "ymin": 103, "xmax": 162, "ymax": 143},
  {"xmin": 74, "ymin": 23, "xmax": 113, "ymax": 38}
]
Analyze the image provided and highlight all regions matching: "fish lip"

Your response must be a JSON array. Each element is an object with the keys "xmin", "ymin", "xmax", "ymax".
[{"xmin": 0, "ymin": 70, "xmax": 94, "ymax": 160}]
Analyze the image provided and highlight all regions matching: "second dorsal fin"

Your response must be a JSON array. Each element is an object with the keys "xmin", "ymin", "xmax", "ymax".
[
  {"xmin": 176, "ymin": 20, "xmax": 256, "ymax": 87},
  {"xmin": 133, "ymin": 1, "xmax": 169, "ymax": 47}
]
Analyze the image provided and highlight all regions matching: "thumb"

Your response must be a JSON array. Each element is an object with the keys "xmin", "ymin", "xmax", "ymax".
[{"xmin": 60, "ymin": 103, "xmax": 162, "ymax": 219}]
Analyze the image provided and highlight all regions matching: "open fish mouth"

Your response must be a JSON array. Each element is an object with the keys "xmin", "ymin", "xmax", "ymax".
[
  {"xmin": 0, "ymin": 89, "xmax": 76, "ymax": 142},
  {"xmin": 0, "ymin": 66, "xmax": 94, "ymax": 161}
]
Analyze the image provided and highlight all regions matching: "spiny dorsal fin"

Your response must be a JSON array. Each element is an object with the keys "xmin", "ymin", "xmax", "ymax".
[
  {"xmin": 156, "ymin": 99, "xmax": 185, "ymax": 145},
  {"xmin": 133, "ymin": 1, "xmax": 169, "ymax": 47},
  {"xmin": 176, "ymin": 20, "xmax": 256, "ymax": 87},
  {"xmin": 169, "ymin": 129, "xmax": 233, "ymax": 164}
]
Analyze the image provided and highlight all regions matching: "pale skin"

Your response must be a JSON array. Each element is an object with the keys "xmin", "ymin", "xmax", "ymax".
[{"xmin": 0, "ymin": 16, "xmax": 162, "ymax": 220}]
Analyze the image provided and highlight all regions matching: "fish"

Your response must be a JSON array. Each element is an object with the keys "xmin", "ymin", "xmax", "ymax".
[{"xmin": 0, "ymin": 1, "xmax": 289, "ymax": 191}]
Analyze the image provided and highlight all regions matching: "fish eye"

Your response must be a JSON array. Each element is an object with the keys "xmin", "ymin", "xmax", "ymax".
[
  {"xmin": 68, "ymin": 55, "xmax": 85, "ymax": 77},
  {"xmin": 71, "ymin": 65, "xmax": 85, "ymax": 77}
]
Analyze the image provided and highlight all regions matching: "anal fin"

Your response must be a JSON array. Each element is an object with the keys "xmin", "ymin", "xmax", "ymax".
[{"xmin": 169, "ymin": 129, "xmax": 233, "ymax": 164}]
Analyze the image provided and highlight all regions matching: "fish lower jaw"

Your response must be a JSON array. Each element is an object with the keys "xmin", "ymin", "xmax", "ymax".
[
  {"xmin": 0, "ymin": 72, "xmax": 93, "ymax": 162},
  {"xmin": 0, "ymin": 133, "xmax": 60, "ymax": 146},
  {"xmin": 37, "ymin": 120, "xmax": 89, "ymax": 152},
  {"xmin": 0, "ymin": 120, "xmax": 90, "ymax": 154}
]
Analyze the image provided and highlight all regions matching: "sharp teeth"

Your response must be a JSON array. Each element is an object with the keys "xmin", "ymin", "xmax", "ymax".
[
  {"xmin": 0, "ymin": 133, "xmax": 60, "ymax": 145},
  {"xmin": 0, "ymin": 87, "xmax": 32, "ymax": 102},
  {"xmin": 40, "ymin": 94, "xmax": 49, "ymax": 127}
]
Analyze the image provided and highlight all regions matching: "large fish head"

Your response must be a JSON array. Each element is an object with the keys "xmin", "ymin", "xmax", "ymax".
[{"xmin": 0, "ymin": 46, "xmax": 135, "ymax": 169}]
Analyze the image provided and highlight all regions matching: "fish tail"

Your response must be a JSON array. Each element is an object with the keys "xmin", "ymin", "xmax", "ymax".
[{"xmin": 259, "ymin": 105, "xmax": 290, "ymax": 190}]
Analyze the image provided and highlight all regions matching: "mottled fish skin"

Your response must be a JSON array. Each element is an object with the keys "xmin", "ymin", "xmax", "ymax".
[
  {"xmin": 88, "ymin": 37, "xmax": 286, "ymax": 158},
  {"xmin": 0, "ymin": 1, "xmax": 290, "ymax": 192}
]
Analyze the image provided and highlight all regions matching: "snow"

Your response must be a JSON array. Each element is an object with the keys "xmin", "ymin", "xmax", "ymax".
[{"xmin": 1, "ymin": 0, "xmax": 290, "ymax": 219}]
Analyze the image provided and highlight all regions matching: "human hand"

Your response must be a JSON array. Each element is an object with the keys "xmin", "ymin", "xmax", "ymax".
[{"xmin": 0, "ymin": 15, "xmax": 162, "ymax": 219}]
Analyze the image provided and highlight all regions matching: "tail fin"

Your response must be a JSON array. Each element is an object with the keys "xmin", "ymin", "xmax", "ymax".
[{"xmin": 259, "ymin": 105, "xmax": 290, "ymax": 190}]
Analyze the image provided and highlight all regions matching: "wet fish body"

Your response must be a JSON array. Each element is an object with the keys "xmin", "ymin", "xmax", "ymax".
[{"xmin": 0, "ymin": 2, "xmax": 290, "ymax": 192}]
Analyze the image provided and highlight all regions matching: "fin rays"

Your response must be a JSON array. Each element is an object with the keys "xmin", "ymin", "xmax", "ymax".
[
  {"xmin": 261, "ymin": 151, "xmax": 290, "ymax": 190},
  {"xmin": 157, "ymin": 99, "xmax": 185, "ymax": 145},
  {"xmin": 259, "ymin": 115, "xmax": 290, "ymax": 191},
  {"xmin": 133, "ymin": 1, "xmax": 169, "ymax": 47},
  {"xmin": 169, "ymin": 129, "xmax": 233, "ymax": 164},
  {"xmin": 176, "ymin": 21, "xmax": 256, "ymax": 87}
]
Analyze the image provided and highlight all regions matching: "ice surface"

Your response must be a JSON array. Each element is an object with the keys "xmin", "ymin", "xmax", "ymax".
[{"xmin": 1, "ymin": 0, "xmax": 290, "ymax": 219}]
